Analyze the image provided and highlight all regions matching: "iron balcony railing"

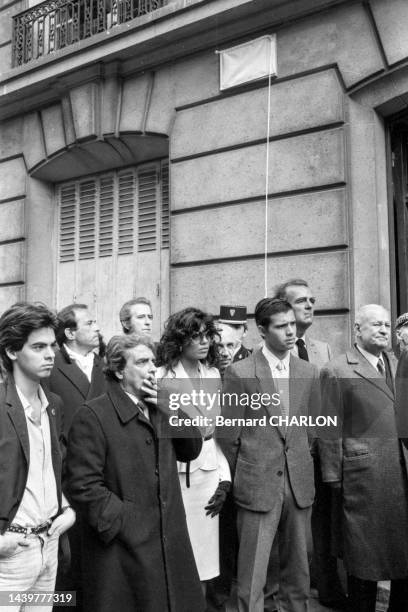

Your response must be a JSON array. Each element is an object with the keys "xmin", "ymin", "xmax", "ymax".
[{"xmin": 12, "ymin": 0, "xmax": 167, "ymax": 66}]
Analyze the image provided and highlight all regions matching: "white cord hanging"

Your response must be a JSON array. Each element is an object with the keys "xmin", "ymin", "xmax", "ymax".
[{"xmin": 264, "ymin": 43, "xmax": 273, "ymax": 298}]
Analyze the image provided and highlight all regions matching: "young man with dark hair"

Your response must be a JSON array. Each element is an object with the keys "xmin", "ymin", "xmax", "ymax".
[
  {"xmin": 272, "ymin": 280, "xmax": 345, "ymax": 608},
  {"xmin": 119, "ymin": 297, "xmax": 153, "ymax": 336},
  {"xmin": 0, "ymin": 302, "xmax": 75, "ymax": 610},
  {"xmin": 219, "ymin": 298, "xmax": 319, "ymax": 612}
]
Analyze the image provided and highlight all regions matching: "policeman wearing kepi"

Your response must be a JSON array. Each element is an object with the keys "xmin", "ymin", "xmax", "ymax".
[
  {"xmin": 217, "ymin": 305, "xmax": 252, "ymax": 376},
  {"xmin": 208, "ymin": 305, "xmax": 252, "ymax": 611}
]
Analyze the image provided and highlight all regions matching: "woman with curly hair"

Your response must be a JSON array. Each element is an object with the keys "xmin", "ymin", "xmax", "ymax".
[{"xmin": 156, "ymin": 307, "xmax": 231, "ymax": 592}]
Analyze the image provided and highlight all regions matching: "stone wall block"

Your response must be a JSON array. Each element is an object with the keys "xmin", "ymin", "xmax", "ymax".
[
  {"xmin": 61, "ymin": 95, "xmax": 76, "ymax": 146},
  {"xmin": 171, "ymin": 128, "xmax": 345, "ymax": 210},
  {"xmin": 23, "ymin": 112, "xmax": 45, "ymax": 170},
  {"xmin": 0, "ymin": 43, "xmax": 11, "ymax": 77},
  {"xmin": 41, "ymin": 104, "xmax": 66, "ymax": 157},
  {"xmin": 277, "ymin": 3, "xmax": 384, "ymax": 87},
  {"xmin": 101, "ymin": 75, "xmax": 121, "ymax": 136},
  {"xmin": 70, "ymin": 82, "xmax": 100, "ymax": 140},
  {"xmin": 0, "ymin": 286, "xmax": 24, "ymax": 315},
  {"xmin": 0, "ymin": 199, "xmax": 24, "ymax": 241},
  {"xmin": 172, "ymin": 69, "xmax": 344, "ymax": 159},
  {"xmin": 172, "ymin": 52, "xmax": 220, "ymax": 109},
  {"xmin": 370, "ymin": 0, "xmax": 408, "ymax": 66},
  {"xmin": 171, "ymin": 251, "xmax": 349, "ymax": 313},
  {"xmin": 0, "ymin": 242, "xmax": 24, "ymax": 283},
  {"xmin": 144, "ymin": 69, "xmax": 175, "ymax": 135},
  {"xmin": 120, "ymin": 73, "xmax": 153, "ymax": 133},
  {"xmin": 171, "ymin": 188, "xmax": 347, "ymax": 263},
  {"xmin": 0, "ymin": 116, "xmax": 23, "ymax": 159},
  {"xmin": 0, "ymin": 4, "xmax": 16, "ymax": 44},
  {"xmin": 0, "ymin": 157, "xmax": 26, "ymax": 200}
]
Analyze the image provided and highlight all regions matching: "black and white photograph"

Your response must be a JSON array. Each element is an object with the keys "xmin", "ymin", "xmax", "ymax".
[{"xmin": 1, "ymin": 0, "xmax": 408, "ymax": 610}]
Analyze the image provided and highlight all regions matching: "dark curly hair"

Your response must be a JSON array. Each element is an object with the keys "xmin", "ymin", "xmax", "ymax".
[
  {"xmin": 156, "ymin": 307, "xmax": 220, "ymax": 372},
  {"xmin": 0, "ymin": 302, "xmax": 58, "ymax": 373}
]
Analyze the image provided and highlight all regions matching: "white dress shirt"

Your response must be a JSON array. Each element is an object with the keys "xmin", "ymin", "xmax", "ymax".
[
  {"xmin": 64, "ymin": 344, "xmax": 94, "ymax": 382},
  {"xmin": 14, "ymin": 385, "xmax": 58, "ymax": 527},
  {"xmin": 262, "ymin": 345, "xmax": 291, "ymax": 417}
]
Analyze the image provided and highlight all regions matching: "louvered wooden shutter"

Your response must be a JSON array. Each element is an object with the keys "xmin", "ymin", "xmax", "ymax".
[
  {"xmin": 99, "ymin": 176, "xmax": 114, "ymax": 257},
  {"xmin": 138, "ymin": 167, "xmax": 157, "ymax": 252},
  {"xmin": 59, "ymin": 184, "xmax": 76, "ymax": 262},
  {"xmin": 161, "ymin": 161, "xmax": 169, "ymax": 249},
  {"xmin": 58, "ymin": 162, "xmax": 168, "ymax": 262},
  {"xmin": 79, "ymin": 180, "xmax": 96, "ymax": 260},
  {"xmin": 118, "ymin": 171, "xmax": 135, "ymax": 255}
]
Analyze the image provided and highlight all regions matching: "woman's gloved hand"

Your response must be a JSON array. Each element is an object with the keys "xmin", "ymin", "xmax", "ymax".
[{"xmin": 205, "ymin": 481, "xmax": 231, "ymax": 517}]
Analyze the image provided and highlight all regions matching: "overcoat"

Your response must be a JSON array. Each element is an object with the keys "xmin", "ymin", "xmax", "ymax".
[
  {"xmin": 319, "ymin": 346, "xmax": 408, "ymax": 580},
  {"xmin": 66, "ymin": 380, "xmax": 205, "ymax": 612}
]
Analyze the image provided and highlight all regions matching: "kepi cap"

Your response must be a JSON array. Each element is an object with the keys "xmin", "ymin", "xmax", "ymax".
[
  {"xmin": 396, "ymin": 312, "xmax": 408, "ymax": 330},
  {"xmin": 219, "ymin": 305, "xmax": 247, "ymax": 325}
]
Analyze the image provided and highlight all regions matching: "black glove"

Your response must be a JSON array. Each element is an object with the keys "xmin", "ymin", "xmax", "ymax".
[{"xmin": 205, "ymin": 481, "xmax": 231, "ymax": 517}]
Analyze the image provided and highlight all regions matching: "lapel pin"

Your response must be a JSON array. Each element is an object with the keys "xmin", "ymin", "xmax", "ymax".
[{"xmin": 51, "ymin": 408, "xmax": 56, "ymax": 416}]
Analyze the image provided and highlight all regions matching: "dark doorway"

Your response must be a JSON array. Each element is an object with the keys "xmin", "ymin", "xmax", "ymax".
[{"xmin": 389, "ymin": 119, "xmax": 408, "ymax": 320}]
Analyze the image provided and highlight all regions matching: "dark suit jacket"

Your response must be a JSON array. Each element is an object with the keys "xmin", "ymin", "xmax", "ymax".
[
  {"xmin": 48, "ymin": 345, "xmax": 106, "ymax": 435},
  {"xmin": 0, "ymin": 376, "xmax": 64, "ymax": 534},
  {"xmin": 66, "ymin": 380, "xmax": 204, "ymax": 612},
  {"xmin": 219, "ymin": 349, "xmax": 319, "ymax": 513}
]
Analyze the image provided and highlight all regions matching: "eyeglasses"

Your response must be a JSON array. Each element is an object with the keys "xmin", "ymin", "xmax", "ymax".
[{"xmin": 190, "ymin": 330, "xmax": 212, "ymax": 343}]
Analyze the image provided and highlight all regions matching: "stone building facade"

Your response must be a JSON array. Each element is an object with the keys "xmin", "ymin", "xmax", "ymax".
[{"xmin": 0, "ymin": 0, "xmax": 407, "ymax": 349}]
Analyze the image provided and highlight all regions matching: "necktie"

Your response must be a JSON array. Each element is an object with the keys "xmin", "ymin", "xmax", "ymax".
[
  {"xmin": 275, "ymin": 361, "xmax": 289, "ymax": 419},
  {"xmin": 377, "ymin": 357, "xmax": 393, "ymax": 392},
  {"xmin": 296, "ymin": 338, "xmax": 309, "ymax": 361}
]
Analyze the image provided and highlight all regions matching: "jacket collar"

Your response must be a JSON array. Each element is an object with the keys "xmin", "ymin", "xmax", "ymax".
[
  {"xmin": 107, "ymin": 380, "xmax": 154, "ymax": 430},
  {"xmin": 4, "ymin": 376, "xmax": 60, "ymax": 464},
  {"xmin": 55, "ymin": 345, "xmax": 92, "ymax": 398},
  {"xmin": 346, "ymin": 345, "xmax": 395, "ymax": 400}
]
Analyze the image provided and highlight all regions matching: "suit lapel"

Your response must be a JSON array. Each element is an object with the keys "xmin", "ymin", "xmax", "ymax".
[
  {"xmin": 108, "ymin": 382, "xmax": 155, "ymax": 433},
  {"xmin": 57, "ymin": 347, "xmax": 90, "ymax": 398},
  {"xmin": 349, "ymin": 347, "xmax": 394, "ymax": 401},
  {"xmin": 43, "ymin": 388, "xmax": 62, "ymax": 502},
  {"xmin": 285, "ymin": 356, "xmax": 306, "ymax": 441},
  {"xmin": 306, "ymin": 337, "xmax": 318, "ymax": 363},
  {"xmin": 87, "ymin": 355, "xmax": 103, "ymax": 400},
  {"xmin": 5, "ymin": 379, "xmax": 29, "ymax": 464},
  {"xmin": 385, "ymin": 351, "xmax": 398, "ymax": 381},
  {"xmin": 254, "ymin": 349, "xmax": 285, "ymax": 439}
]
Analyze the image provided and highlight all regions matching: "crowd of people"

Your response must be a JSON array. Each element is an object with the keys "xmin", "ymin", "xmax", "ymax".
[{"xmin": 0, "ymin": 279, "xmax": 408, "ymax": 612}]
